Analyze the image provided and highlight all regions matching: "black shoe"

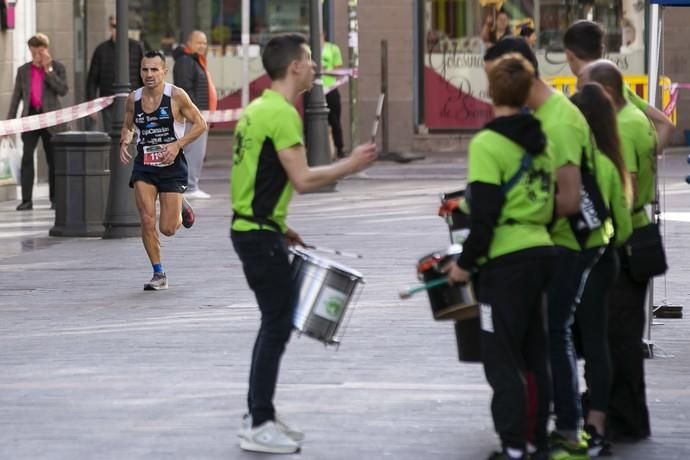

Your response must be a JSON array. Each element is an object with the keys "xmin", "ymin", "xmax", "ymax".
[
  {"xmin": 584, "ymin": 424, "xmax": 612, "ymax": 457},
  {"xmin": 50, "ymin": 202, "xmax": 55, "ymax": 210},
  {"xmin": 16, "ymin": 201, "xmax": 32, "ymax": 211},
  {"xmin": 181, "ymin": 197, "xmax": 194, "ymax": 229}
]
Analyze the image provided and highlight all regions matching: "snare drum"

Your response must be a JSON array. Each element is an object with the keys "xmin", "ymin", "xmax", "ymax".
[
  {"xmin": 440, "ymin": 189, "xmax": 470, "ymax": 245},
  {"xmin": 290, "ymin": 248, "xmax": 364, "ymax": 345},
  {"xmin": 417, "ymin": 244, "xmax": 478, "ymax": 321}
]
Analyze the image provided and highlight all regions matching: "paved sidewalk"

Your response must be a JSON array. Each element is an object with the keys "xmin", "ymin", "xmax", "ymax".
[{"xmin": 0, "ymin": 153, "xmax": 689, "ymax": 459}]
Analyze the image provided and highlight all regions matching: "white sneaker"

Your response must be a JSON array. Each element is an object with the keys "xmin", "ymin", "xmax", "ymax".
[
  {"xmin": 186, "ymin": 189, "xmax": 211, "ymax": 199},
  {"xmin": 238, "ymin": 420, "xmax": 300, "ymax": 454},
  {"xmin": 239, "ymin": 413, "xmax": 305, "ymax": 443}
]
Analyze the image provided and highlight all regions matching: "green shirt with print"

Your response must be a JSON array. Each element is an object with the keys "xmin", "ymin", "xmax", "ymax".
[
  {"xmin": 467, "ymin": 130, "xmax": 555, "ymax": 260},
  {"xmin": 617, "ymin": 102, "xmax": 657, "ymax": 228},
  {"xmin": 322, "ymin": 41, "xmax": 343, "ymax": 89},
  {"xmin": 231, "ymin": 89, "xmax": 303, "ymax": 233},
  {"xmin": 534, "ymin": 90, "xmax": 610, "ymax": 250}
]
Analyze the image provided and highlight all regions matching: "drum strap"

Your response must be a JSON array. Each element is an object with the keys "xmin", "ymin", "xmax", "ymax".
[{"xmin": 232, "ymin": 212, "xmax": 282, "ymax": 233}]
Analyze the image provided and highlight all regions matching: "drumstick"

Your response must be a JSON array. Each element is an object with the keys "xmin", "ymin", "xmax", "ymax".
[
  {"xmin": 398, "ymin": 277, "xmax": 449, "ymax": 299},
  {"xmin": 303, "ymin": 244, "xmax": 364, "ymax": 259},
  {"xmin": 371, "ymin": 93, "xmax": 385, "ymax": 143}
]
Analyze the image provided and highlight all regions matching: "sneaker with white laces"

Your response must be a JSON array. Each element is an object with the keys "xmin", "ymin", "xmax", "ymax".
[
  {"xmin": 186, "ymin": 189, "xmax": 211, "ymax": 199},
  {"xmin": 239, "ymin": 420, "xmax": 300, "ymax": 454},
  {"xmin": 239, "ymin": 413, "xmax": 305, "ymax": 443},
  {"xmin": 144, "ymin": 272, "xmax": 168, "ymax": 291},
  {"xmin": 180, "ymin": 198, "xmax": 194, "ymax": 229}
]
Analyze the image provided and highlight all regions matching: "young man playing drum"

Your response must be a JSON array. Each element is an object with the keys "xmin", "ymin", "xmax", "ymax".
[
  {"xmin": 230, "ymin": 34, "xmax": 377, "ymax": 454},
  {"xmin": 119, "ymin": 50, "xmax": 207, "ymax": 290},
  {"xmin": 445, "ymin": 53, "xmax": 556, "ymax": 460}
]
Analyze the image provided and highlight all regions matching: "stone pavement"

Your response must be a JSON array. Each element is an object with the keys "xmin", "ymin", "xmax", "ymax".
[{"xmin": 1, "ymin": 152, "xmax": 689, "ymax": 460}]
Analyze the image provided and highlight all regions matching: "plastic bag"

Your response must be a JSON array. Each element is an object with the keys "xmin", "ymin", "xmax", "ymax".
[{"xmin": 0, "ymin": 135, "xmax": 17, "ymax": 182}]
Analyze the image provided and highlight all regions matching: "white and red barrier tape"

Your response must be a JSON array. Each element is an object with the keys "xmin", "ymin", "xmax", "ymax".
[
  {"xmin": 0, "ymin": 70, "xmax": 358, "ymax": 135},
  {"xmin": 0, "ymin": 94, "xmax": 122, "ymax": 137}
]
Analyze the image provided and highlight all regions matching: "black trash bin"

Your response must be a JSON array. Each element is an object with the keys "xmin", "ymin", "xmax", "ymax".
[{"xmin": 50, "ymin": 131, "xmax": 111, "ymax": 237}]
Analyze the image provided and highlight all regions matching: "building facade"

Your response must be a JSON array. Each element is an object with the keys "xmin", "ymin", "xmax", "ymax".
[{"xmin": 1, "ymin": 0, "xmax": 689, "ymax": 161}]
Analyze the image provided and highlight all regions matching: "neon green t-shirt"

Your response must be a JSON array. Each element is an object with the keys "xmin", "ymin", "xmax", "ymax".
[
  {"xmin": 534, "ymin": 90, "xmax": 609, "ymax": 249},
  {"xmin": 467, "ymin": 130, "xmax": 555, "ymax": 260},
  {"xmin": 322, "ymin": 42, "xmax": 343, "ymax": 89},
  {"xmin": 617, "ymin": 102, "xmax": 657, "ymax": 228},
  {"xmin": 624, "ymin": 85, "xmax": 649, "ymax": 113},
  {"xmin": 231, "ymin": 89, "xmax": 303, "ymax": 233},
  {"xmin": 593, "ymin": 152, "xmax": 632, "ymax": 246}
]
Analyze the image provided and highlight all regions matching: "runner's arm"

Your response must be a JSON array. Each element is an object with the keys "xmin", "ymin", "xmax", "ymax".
[
  {"xmin": 119, "ymin": 93, "xmax": 136, "ymax": 144},
  {"xmin": 119, "ymin": 93, "xmax": 136, "ymax": 164},
  {"xmin": 173, "ymin": 87, "xmax": 207, "ymax": 149}
]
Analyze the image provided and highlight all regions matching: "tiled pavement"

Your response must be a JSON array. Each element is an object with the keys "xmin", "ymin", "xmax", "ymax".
[{"xmin": 1, "ymin": 153, "xmax": 689, "ymax": 459}]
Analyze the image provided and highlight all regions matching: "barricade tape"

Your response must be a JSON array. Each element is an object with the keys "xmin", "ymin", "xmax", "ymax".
[
  {"xmin": 0, "ymin": 94, "xmax": 124, "ymax": 137},
  {"xmin": 0, "ymin": 72, "xmax": 357, "ymax": 135},
  {"xmin": 662, "ymin": 83, "xmax": 688, "ymax": 118}
]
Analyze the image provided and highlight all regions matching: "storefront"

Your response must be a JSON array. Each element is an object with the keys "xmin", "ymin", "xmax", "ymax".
[
  {"xmin": 126, "ymin": 0, "xmax": 334, "ymax": 109},
  {"xmin": 418, "ymin": 0, "xmax": 648, "ymax": 131}
]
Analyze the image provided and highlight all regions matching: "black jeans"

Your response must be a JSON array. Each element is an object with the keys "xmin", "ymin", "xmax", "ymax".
[
  {"xmin": 607, "ymin": 262, "xmax": 650, "ymax": 440},
  {"xmin": 231, "ymin": 230, "xmax": 297, "ymax": 427},
  {"xmin": 20, "ymin": 108, "xmax": 55, "ymax": 203},
  {"xmin": 326, "ymin": 89, "xmax": 344, "ymax": 155},
  {"xmin": 573, "ymin": 246, "xmax": 618, "ymax": 414},
  {"xmin": 477, "ymin": 248, "xmax": 554, "ymax": 451}
]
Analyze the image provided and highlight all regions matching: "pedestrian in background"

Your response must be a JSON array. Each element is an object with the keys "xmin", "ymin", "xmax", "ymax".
[
  {"xmin": 173, "ymin": 30, "xmax": 217, "ymax": 199},
  {"xmin": 322, "ymin": 31, "xmax": 345, "ymax": 158},
  {"xmin": 86, "ymin": 15, "xmax": 145, "ymax": 134},
  {"xmin": 6, "ymin": 33, "xmax": 69, "ymax": 211}
]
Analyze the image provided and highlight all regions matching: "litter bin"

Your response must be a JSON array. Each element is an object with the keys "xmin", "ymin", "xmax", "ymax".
[{"xmin": 50, "ymin": 131, "xmax": 111, "ymax": 237}]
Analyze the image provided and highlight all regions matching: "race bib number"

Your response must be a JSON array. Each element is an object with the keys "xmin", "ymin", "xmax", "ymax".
[{"xmin": 143, "ymin": 145, "xmax": 171, "ymax": 167}]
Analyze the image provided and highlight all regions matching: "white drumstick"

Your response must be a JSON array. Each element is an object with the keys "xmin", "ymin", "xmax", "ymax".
[{"xmin": 304, "ymin": 244, "xmax": 363, "ymax": 259}]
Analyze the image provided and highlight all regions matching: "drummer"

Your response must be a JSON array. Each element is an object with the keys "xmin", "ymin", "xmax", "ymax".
[
  {"xmin": 230, "ymin": 33, "xmax": 376, "ymax": 454},
  {"xmin": 444, "ymin": 54, "xmax": 555, "ymax": 460}
]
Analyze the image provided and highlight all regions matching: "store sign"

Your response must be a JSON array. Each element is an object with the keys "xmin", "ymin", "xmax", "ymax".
[{"xmin": 424, "ymin": 48, "xmax": 645, "ymax": 130}]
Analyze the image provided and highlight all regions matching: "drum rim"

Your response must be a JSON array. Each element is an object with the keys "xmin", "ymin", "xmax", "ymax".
[{"xmin": 290, "ymin": 247, "xmax": 364, "ymax": 280}]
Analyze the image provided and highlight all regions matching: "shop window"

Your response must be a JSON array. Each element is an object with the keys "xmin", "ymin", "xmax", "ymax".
[{"xmin": 420, "ymin": 0, "xmax": 646, "ymax": 131}]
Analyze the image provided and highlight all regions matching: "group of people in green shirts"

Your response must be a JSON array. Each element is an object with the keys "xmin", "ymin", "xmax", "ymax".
[
  {"xmin": 444, "ymin": 21, "xmax": 669, "ymax": 460},
  {"xmin": 226, "ymin": 20, "xmax": 670, "ymax": 459}
]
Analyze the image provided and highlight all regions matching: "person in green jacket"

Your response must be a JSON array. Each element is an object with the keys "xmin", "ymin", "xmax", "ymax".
[
  {"xmin": 578, "ymin": 60, "xmax": 656, "ymax": 443},
  {"xmin": 445, "ymin": 53, "xmax": 555, "ymax": 460},
  {"xmin": 563, "ymin": 20, "xmax": 674, "ymax": 155},
  {"xmin": 570, "ymin": 82, "xmax": 634, "ymax": 456}
]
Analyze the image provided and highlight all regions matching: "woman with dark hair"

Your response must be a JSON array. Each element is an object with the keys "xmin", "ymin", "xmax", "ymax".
[{"xmin": 569, "ymin": 82, "xmax": 633, "ymax": 456}]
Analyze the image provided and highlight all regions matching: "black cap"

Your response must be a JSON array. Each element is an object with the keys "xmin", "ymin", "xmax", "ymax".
[{"xmin": 483, "ymin": 36, "xmax": 539, "ymax": 76}]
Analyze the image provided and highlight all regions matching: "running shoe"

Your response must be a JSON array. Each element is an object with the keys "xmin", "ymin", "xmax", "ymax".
[
  {"xmin": 549, "ymin": 431, "xmax": 590, "ymax": 460},
  {"xmin": 181, "ymin": 197, "xmax": 194, "ymax": 229},
  {"xmin": 144, "ymin": 272, "xmax": 168, "ymax": 291}
]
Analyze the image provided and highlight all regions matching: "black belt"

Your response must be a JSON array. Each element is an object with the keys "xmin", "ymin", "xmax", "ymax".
[{"xmin": 232, "ymin": 212, "xmax": 282, "ymax": 232}]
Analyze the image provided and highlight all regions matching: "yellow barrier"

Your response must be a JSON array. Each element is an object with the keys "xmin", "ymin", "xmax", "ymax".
[{"xmin": 546, "ymin": 75, "xmax": 676, "ymax": 125}]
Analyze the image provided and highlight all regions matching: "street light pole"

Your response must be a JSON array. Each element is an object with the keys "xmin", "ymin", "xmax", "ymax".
[
  {"xmin": 103, "ymin": 0, "xmax": 140, "ymax": 238},
  {"xmin": 304, "ymin": 0, "xmax": 334, "ymax": 190}
]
